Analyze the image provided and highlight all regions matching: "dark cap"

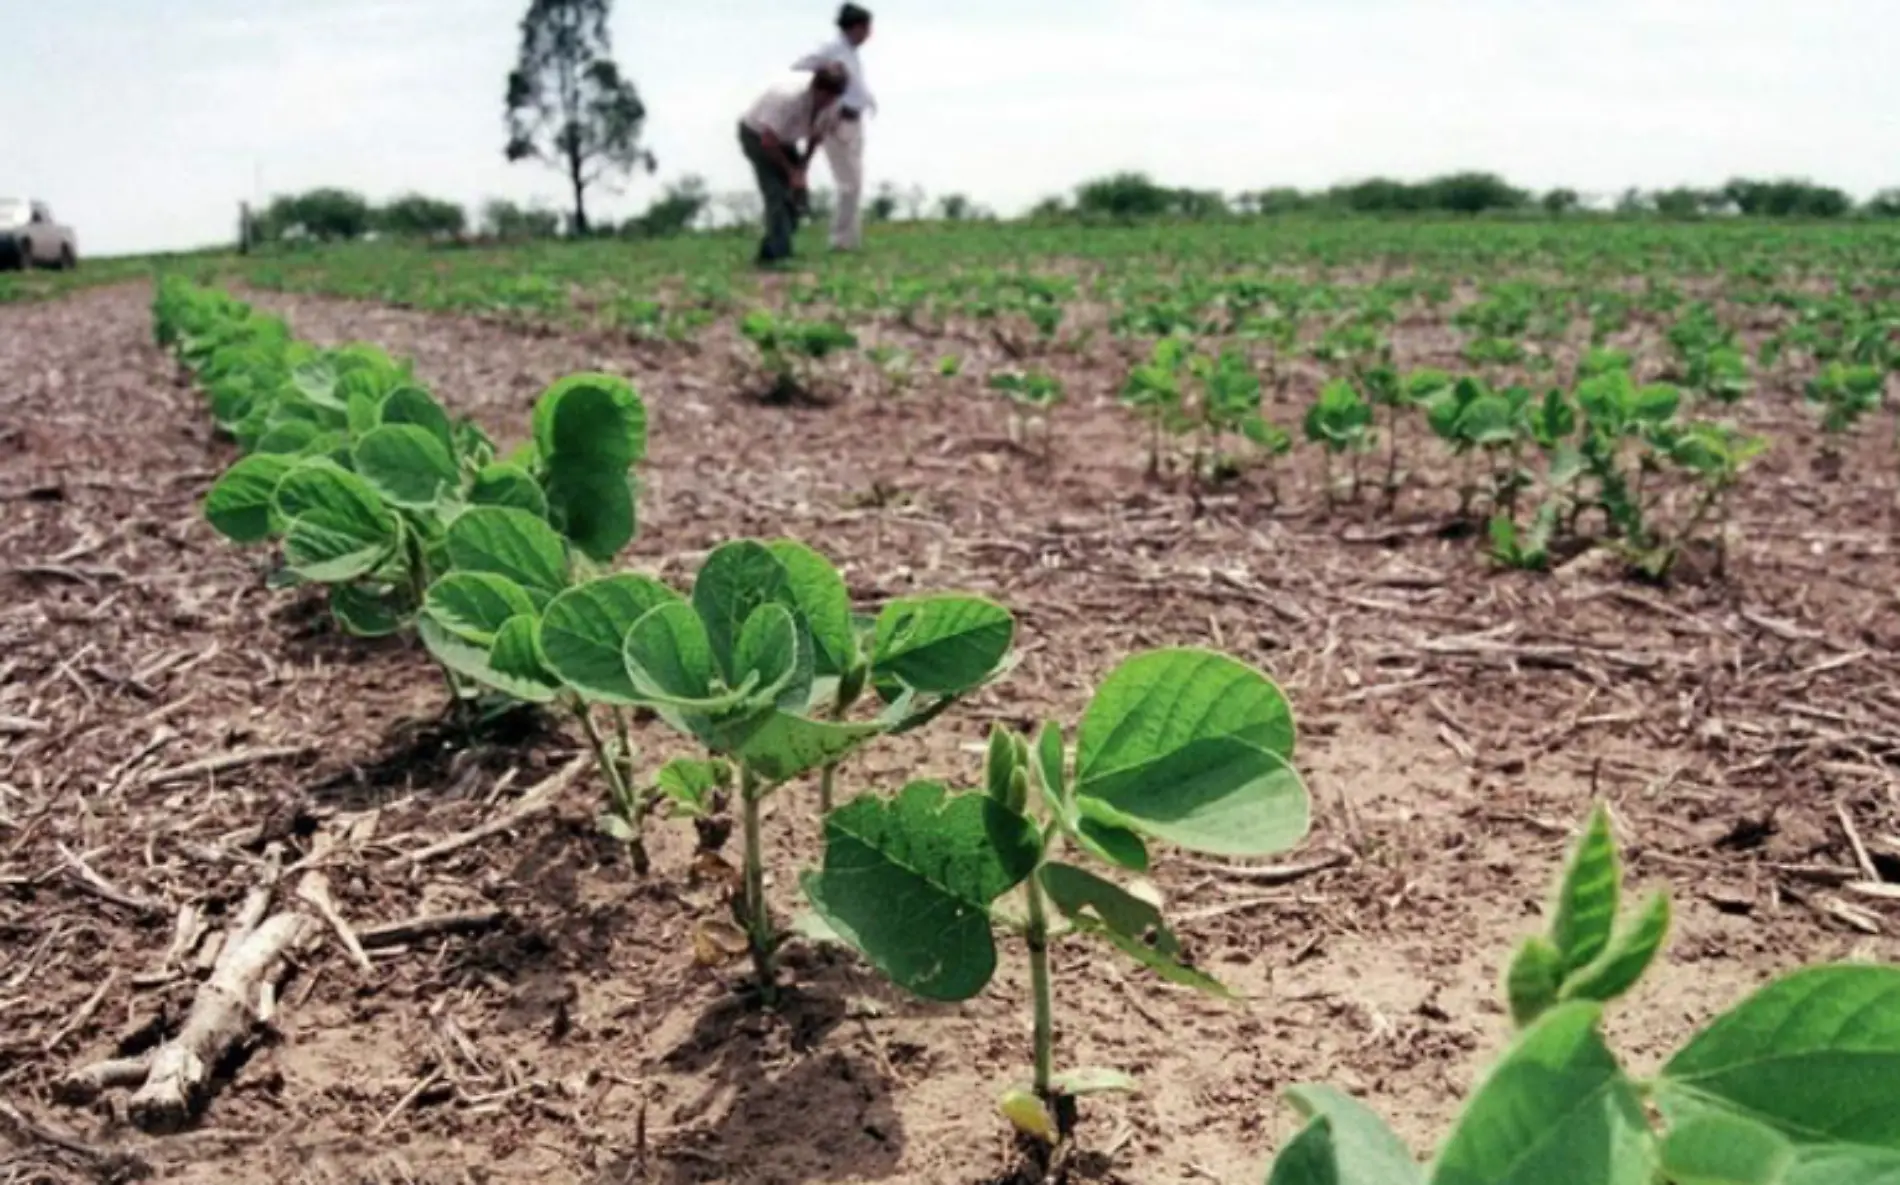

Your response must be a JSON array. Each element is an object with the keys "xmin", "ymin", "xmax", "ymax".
[{"xmin": 837, "ymin": 4, "xmax": 872, "ymax": 29}]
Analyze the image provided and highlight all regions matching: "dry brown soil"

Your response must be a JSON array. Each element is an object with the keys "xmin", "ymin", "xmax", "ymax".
[{"xmin": 4, "ymin": 282, "xmax": 1899, "ymax": 1185}]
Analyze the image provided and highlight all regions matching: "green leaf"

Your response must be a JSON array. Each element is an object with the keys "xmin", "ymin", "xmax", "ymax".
[
  {"xmin": 544, "ymin": 465, "xmax": 636, "ymax": 563},
  {"xmin": 714, "ymin": 711, "xmax": 885, "ymax": 783},
  {"xmin": 1562, "ymin": 891, "xmax": 1670, "ymax": 1006},
  {"xmin": 328, "ymin": 583, "xmax": 407, "ymax": 637},
  {"xmin": 1039, "ymin": 862, "xmax": 1224, "ymax": 995},
  {"xmin": 488, "ymin": 614, "xmax": 560, "ymax": 703},
  {"xmin": 622, "ymin": 600, "xmax": 721, "ymax": 704},
  {"xmin": 282, "ymin": 517, "xmax": 393, "ymax": 582},
  {"xmin": 734, "ymin": 603, "xmax": 813, "ymax": 710},
  {"xmin": 1073, "ymin": 648, "xmax": 1308, "ymax": 857},
  {"xmin": 534, "ymin": 373, "xmax": 647, "ymax": 467},
  {"xmin": 1268, "ymin": 1118, "xmax": 1343, "ymax": 1185},
  {"xmin": 655, "ymin": 758, "xmax": 729, "ymax": 818},
  {"xmin": 418, "ymin": 615, "xmax": 499, "ymax": 699},
  {"xmin": 538, "ymin": 574, "xmax": 682, "ymax": 704},
  {"xmin": 425, "ymin": 572, "xmax": 537, "ymax": 646},
  {"xmin": 274, "ymin": 458, "xmax": 390, "ymax": 526},
  {"xmin": 291, "ymin": 358, "xmax": 341, "ymax": 409},
  {"xmin": 1036, "ymin": 721, "xmax": 1067, "ymax": 805},
  {"xmin": 1076, "ymin": 816, "xmax": 1151, "ymax": 872},
  {"xmin": 204, "ymin": 454, "xmax": 294, "ymax": 543},
  {"xmin": 275, "ymin": 463, "xmax": 399, "ymax": 583},
  {"xmin": 1552, "ymin": 804, "xmax": 1621, "ymax": 976},
  {"xmin": 1783, "ymin": 1147, "xmax": 1900, "ymax": 1185},
  {"xmin": 254, "ymin": 420, "xmax": 322, "ymax": 456},
  {"xmin": 1278, "ymin": 1085, "xmax": 1423, "ymax": 1185},
  {"xmin": 872, "ymin": 595, "xmax": 1016, "ymax": 696},
  {"xmin": 986, "ymin": 724, "xmax": 1023, "ymax": 808},
  {"xmin": 1506, "ymin": 937, "xmax": 1564, "ymax": 1028},
  {"xmin": 470, "ymin": 463, "xmax": 549, "ymax": 519},
  {"xmin": 767, "ymin": 539, "xmax": 858, "ymax": 681},
  {"xmin": 1429, "ymin": 1002, "xmax": 1653, "ymax": 1185},
  {"xmin": 692, "ymin": 541, "xmax": 794, "ymax": 683},
  {"xmin": 444, "ymin": 507, "xmax": 569, "ymax": 607},
  {"xmin": 1659, "ymin": 966, "xmax": 1900, "ymax": 1150},
  {"xmin": 1661, "ymin": 1114, "xmax": 1794, "ymax": 1185},
  {"xmin": 352, "ymin": 423, "xmax": 459, "ymax": 510},
  {"xmin": 803, "ymin": 782, "xmax": 1042, "ymax": 1001},
  {"xmin": 346, "ymin": 387, "xmax": 380, "ymax": 438},
  {"xmin": 378, "ymin": 384, "xmax": 455, "ymax": 453}
]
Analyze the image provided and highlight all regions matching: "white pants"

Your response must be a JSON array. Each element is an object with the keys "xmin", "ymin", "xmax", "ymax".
[{"xmin": 823, "ymin": 117, "xmax": 865, "ymax": 250}]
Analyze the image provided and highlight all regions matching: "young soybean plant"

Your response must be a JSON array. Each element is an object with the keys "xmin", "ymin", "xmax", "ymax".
[
  {"xmin": 805, "ymin": 648, "xmax": 1311, "ymax": 1149},
  {"xmin": 739, "ymin": 309, "xmax": 858, "ymax": 403},
  {"xmin": 1259, "ymin": 804, "xmax": 1900, "ymax": 1185},
  {"xmin": 988, "ymin": 370, "xmax": 1065, "ymax": 461},
  {"xmin": 529, "ymin": 538, "xmax": 1016, "ymax": 1002}
]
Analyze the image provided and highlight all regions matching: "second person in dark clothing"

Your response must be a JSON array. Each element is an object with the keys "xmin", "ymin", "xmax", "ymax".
[{"xmin": 738, "ymin": 64, "xmax": 849, "ymax": 266}]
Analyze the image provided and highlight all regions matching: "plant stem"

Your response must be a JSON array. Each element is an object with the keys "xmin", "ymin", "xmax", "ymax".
[
  {"xmin": 614, "ymin": 708, "xmax": 649, "ymax": 875},
  {"xmin": 577, "ymin": 704, "xmax": 648, "ymax": 874},
  {"xmin": 740, "ymin": 762, "xmax": 778, "ymax": 1006},
  {"xmin": 1024, "ymin": 867, "xmax": 1055, "ymax": 1100},
  {"xmin": 1383, "ymin": 404, "xmax": 1402, "ymax": 510}
]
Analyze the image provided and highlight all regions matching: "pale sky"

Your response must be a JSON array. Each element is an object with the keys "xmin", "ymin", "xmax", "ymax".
[{"xmin": 10, "ymin": 0, "xmax": 1898, "ymax": 255}]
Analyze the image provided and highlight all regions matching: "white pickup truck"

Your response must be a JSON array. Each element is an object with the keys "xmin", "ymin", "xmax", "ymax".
[{"xmin": 0, "ymin": 198, "xmax": 77, "ymax": 270}]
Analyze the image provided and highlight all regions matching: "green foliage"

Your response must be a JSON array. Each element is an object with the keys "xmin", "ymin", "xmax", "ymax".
[
  {"xmin": 256, "ymin": 187, "xmax": 375, "ymax": 243},
  {"xmin": 740, "ymin": 310, "xmax": 858, "ymax": 398},
  {"xmin": 158, "ymin": 276, "xmax": 647, "ymax": 678},
  {"xmin": 1072, "ymin": 172, "xmax": 1230, "ymax": 222},
  {"xmin": 1722, "ymin": 177, "xmax": 1854, "ymax": 219},
  {"xmin": 1259, "ymin": 805, "xmax": 1900, "ymax": 1185},
  {"xmin": 1806, "ymin": 361, "xmax": 1886, "ymax": 437},
  {"xmin": 375, "ymin": 193, "xmax": 468, "ymax": 239},
  {"xmin": 623, "ymin": 175, "xmax": 709, "ymax": 239},
  {"xmin": 810, "ymin": 648, "xmax": 1308, "ymax": 1139},
  {"xmin": 988, "ymin": 369, "xmax": 1065, "ymax": 457}
]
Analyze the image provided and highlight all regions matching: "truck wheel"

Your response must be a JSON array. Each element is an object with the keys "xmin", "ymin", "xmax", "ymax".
[
  {"xmin": 14, "ymin": 240, "xmax": 31, "ymax": 270},
  {"xmin": 59, "ymin": 245, "xmax": 75, "ymax": 270}
]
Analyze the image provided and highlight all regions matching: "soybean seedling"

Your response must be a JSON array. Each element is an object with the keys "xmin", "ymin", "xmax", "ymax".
[
  {"xmin": 533, "ymin": 539, "xmax": 1015, "ymax": 1004},
  {"xmin": 1304, "ymin": 379, "xmax": 1374, "ymax": 507},
  {"xmin": 806, "ymin": 648, "xmax": 1310, "ymax": 1158},
  {"xmin": 740, "ymin": 309, "xmax": 858, "ymax": 403},
  {"xmin": 1259, "ymin": 803, "xmax": 1900, "ymax": 1185},
  {"xmin": 988, "ymin": 370, "xmax": 1065, "ymax": 461}
]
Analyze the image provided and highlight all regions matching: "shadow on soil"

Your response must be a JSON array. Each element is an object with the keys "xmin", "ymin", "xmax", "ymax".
[{"xmin": 604, "ymin": 955, "xmax": 908, "ymax": 1185}]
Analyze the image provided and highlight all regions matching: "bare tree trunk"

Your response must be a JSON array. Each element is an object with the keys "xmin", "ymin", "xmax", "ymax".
[{"xmin": 569, "ymin": 151, "xmax": 588, "ymax": 237}]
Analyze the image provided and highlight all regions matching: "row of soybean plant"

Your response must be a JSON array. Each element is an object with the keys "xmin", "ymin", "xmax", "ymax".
[{"xmin": 154, "ymin": 278, "xmax": 1316, "ymax": 1144}]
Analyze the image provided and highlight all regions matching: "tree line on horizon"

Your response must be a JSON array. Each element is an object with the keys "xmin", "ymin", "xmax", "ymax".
[{"xmin": 242, "ymin": 169, "xmax": 1900, "ymax": 248}]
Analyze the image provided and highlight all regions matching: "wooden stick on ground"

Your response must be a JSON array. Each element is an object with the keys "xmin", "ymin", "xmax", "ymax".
[
  {"xmin": 57, "ymin": 843, "xmax": 169, "ymax": 918},
  {"xmin": 59, "ymin": 846, "xmax": 321, "ymax": 1133},
  {"xmin": 138, "ymin": 744, "xmax": 314, "ymax": 790},
  {"xmin": 386, "ymin": 755, "xmax": 589, "ymax": 869},
  {"xmin": 360, "ymin": 909, "xmax": 507, "ymax": 949}
]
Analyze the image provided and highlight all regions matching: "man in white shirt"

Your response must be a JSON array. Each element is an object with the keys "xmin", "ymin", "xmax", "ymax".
[
  {"xmin": 738, "ymin": 63, "xmax": 848, "ymax": 265},
  {"xmin": 792, "ymin": 4, "xmax": 875, "ymax": 252}
]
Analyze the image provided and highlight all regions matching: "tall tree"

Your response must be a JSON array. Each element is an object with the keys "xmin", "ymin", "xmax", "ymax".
[{"xmin": 504, "ymin": 0, "xmax": 654, "ymax": 236}]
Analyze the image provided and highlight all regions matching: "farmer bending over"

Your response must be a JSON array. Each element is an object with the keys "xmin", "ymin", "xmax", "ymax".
[{"xmin": 739, "ymin": 63, "xmax": 849, "ymax": 266}]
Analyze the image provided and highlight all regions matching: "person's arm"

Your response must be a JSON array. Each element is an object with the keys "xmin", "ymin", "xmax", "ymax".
[{"xmin": 759, "ymin": 129, "xmax": 808, "ymax": 187}]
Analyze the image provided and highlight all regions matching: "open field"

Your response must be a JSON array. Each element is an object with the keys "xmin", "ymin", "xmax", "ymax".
[{"xmin": 4, "ymin": 219, "xmax": 1900, "ymax": 1184}]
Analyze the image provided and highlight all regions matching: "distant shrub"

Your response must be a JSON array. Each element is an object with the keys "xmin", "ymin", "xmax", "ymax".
[
  {"xmin": 376, "ymin": 193, "xmax": 467, "ymax": 239},
  {"xmin": 480, "ymin": 198, "xmax": 561, "ymax": 240}
]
